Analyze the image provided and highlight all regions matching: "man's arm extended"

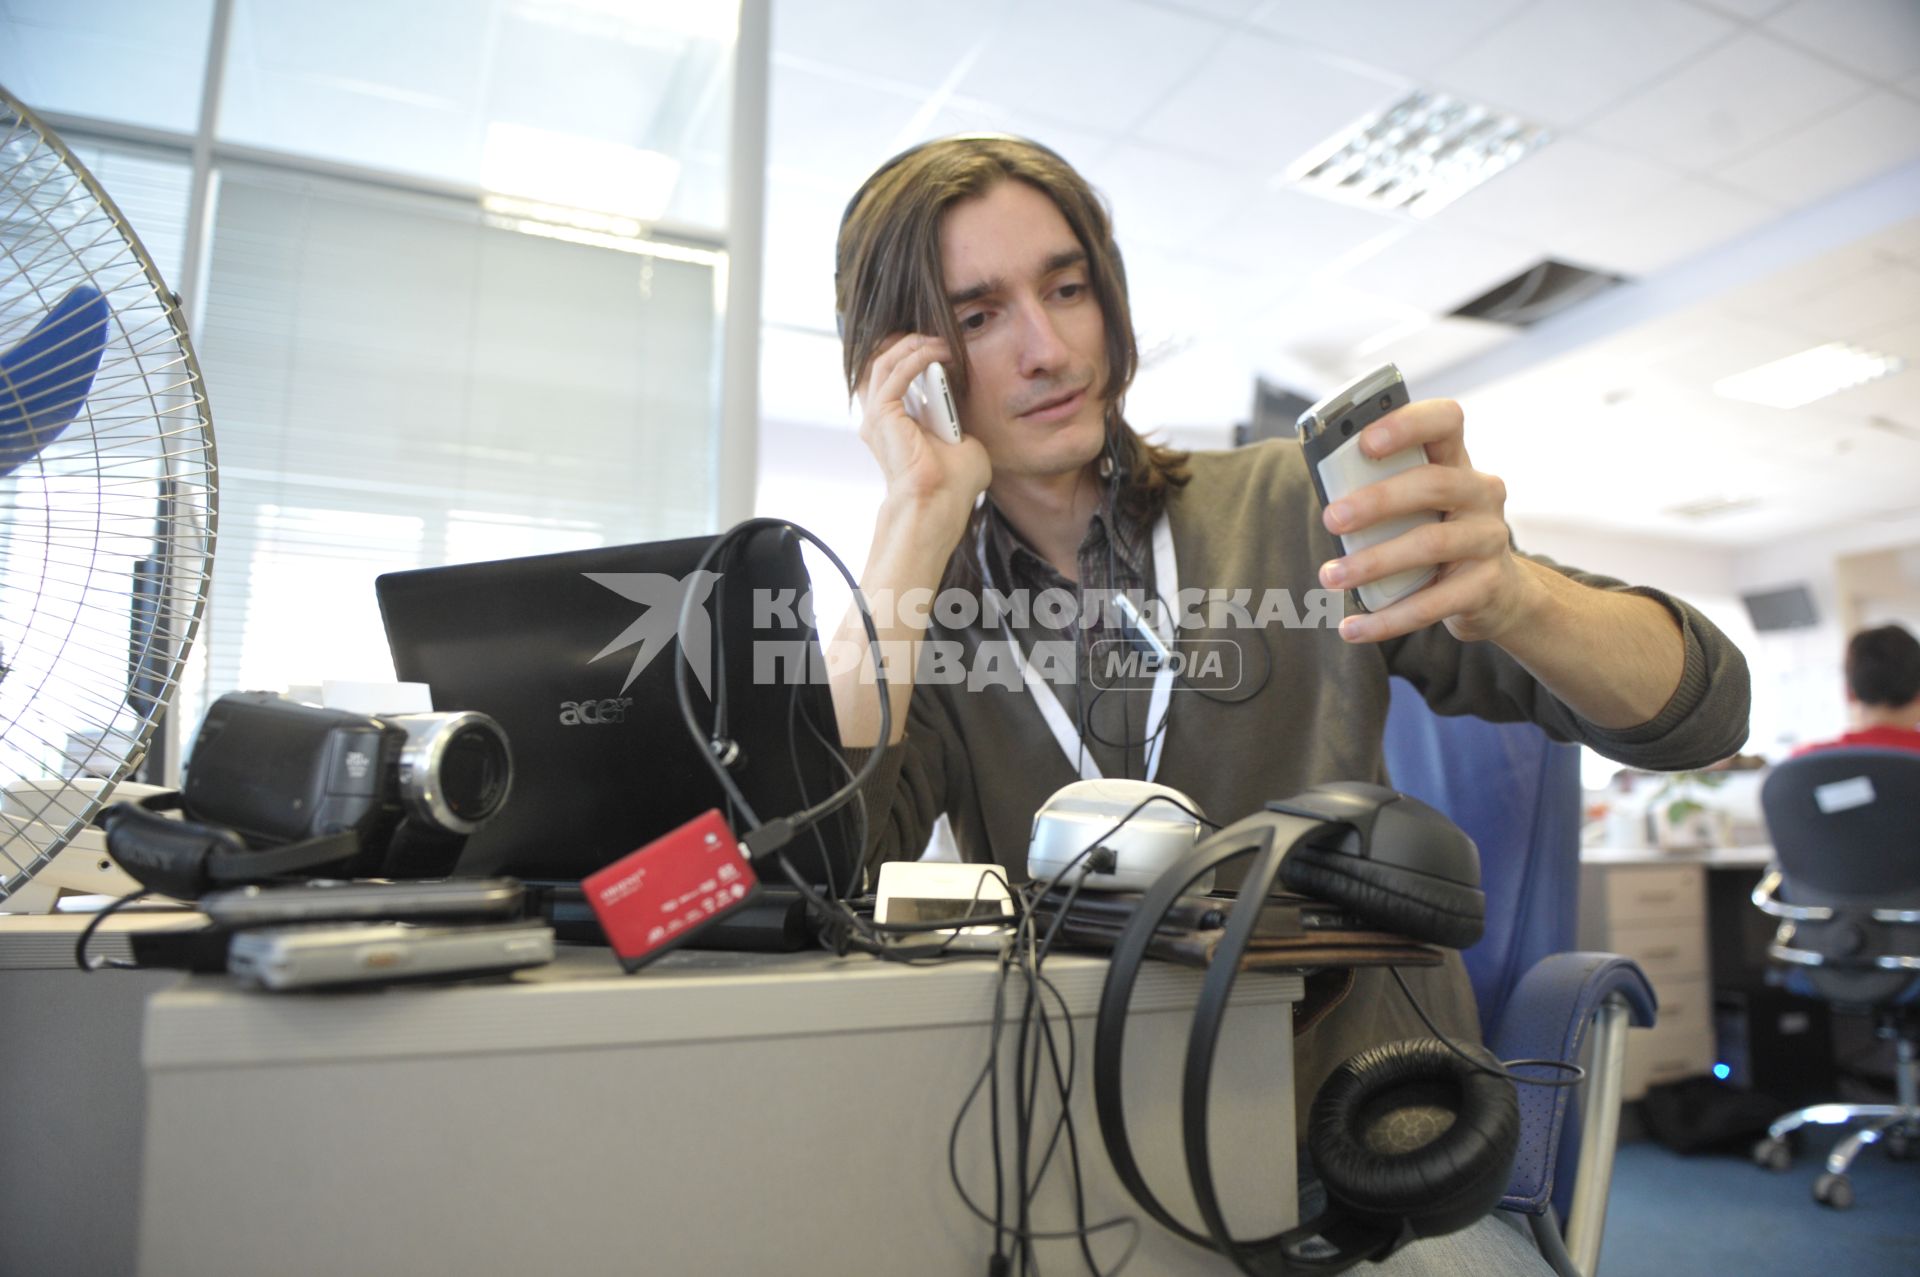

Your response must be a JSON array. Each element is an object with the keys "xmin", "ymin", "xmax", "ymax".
[{"xmin": 1320, "ymin": 398, "xmax": 1687, "ymax": 731}]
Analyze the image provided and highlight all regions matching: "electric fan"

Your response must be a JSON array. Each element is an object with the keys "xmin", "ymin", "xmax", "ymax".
[{"xmin": 0, "ymin": 85, "xmax": 217, "ymax": 910}]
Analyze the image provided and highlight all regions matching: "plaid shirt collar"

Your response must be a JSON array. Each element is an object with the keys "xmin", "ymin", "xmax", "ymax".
[{"xmin": 980, "ymin": 488, "xmax": 1154, "ymax": 605}]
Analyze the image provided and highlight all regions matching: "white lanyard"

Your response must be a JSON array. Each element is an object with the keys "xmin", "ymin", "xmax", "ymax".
[{"xmin": 976, "ymin": 513, "xmax": 1178, "ymax": 783}]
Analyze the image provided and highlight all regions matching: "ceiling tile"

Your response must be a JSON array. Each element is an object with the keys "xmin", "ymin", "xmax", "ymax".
[
  {"xmin": 1122, "ymin": 245, "xmax": 1278, "ymax": 341},
  {"xmin": 1583, "ymin": 31, "xmax": 1868, "ymax": 170},
  {"xmin": 771, "ymin": 0, "xmax": 1012, "ymax": 75},
  {"xmin": 1746, "ymin": 252, "xmax": 1920, "ymax": 346},
  {"xmin": 1239, "ymin": 281, "xmax": 1432, "ymax": 386},
  {"xmin": 1861, "ymin": 317, "xmax": 1920, "ymax": 362},
  {"xmin": 1715, "ymin": 90, "xmax": 1920, "ymax": 203},
  {"xmin": 1819, "ymin": 364, "xmax": 1920, "ymax": 422},
  {"xmin": 1132, "ymin": 32, "xmax": 1405, "ymax": 172},
  {"xmin": 1687, "ymin": 0, "xmax": 1795, "ymax": 17},
  {"xmin": 1150, "ymin": 0, "xmax": 1267, "ymax": 21},
  {"xmin": 1194, "ymin": 185, "xmax": 1406, "ymax": 284},
  {"xmin": 953, "ymin": 0, "xmax": 1225, "ymax": 135},
  {"xmin": 1856, "ymin": 215, "xmax": 1920, "ymax": 264},
  {"xmin": 1764, "ymin": 0, "xmax": 1920, "ymax": 83},
  {"xmin": 1440, "ymin": 135, "xmax": 1681, "ymax": 256},
  {"xmin": 1335, "ymin": 219, "xmax": 1549, "ymax": 314},
  {"xmin": 1561, "ymin": 177, "xmax": 1782, "ymax": 275},
  {"xmin": 1435, "ymin": 0, "xmax": 1737, "ymax": 127},
  {"xmin": 1080, "ymin": 143, "xmax": 1257, "ymax": 253},
  {"xmin": 1245, "ymin": 0, "xmax": 1533, "ymax": 78},
  {"xmin": 766, "ymin": 64, "xmax": 925, "ymax": 191},
  {"xmin": 1380, "ymin": 316, "xmax": 1516, "ymax": 382},
  {"xmin": 912, "ymin": 104, "xmax": 1118, "ymax": 176}
]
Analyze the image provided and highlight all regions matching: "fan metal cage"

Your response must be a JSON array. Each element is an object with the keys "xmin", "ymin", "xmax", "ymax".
[{"xmin": 0, "ymin": 86, "xmax": 217, "ymax": 903}]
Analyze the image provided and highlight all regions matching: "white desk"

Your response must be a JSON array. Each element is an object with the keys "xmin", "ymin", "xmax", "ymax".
[{"xmin": 0, "ymin": 915, "xmax": 1303, "ymax": 1277}]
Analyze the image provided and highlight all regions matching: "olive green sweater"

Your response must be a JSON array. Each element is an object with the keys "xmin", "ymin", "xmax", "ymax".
[{"xmin": 847, "ymin": 438, "xmax": 1751, "ymax": 1121}]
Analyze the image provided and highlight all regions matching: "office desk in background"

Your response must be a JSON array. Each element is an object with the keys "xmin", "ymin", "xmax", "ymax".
[
  {"xmin": 1578, "ymin": 844, "xmax": 1775, "ymax": 1098},
  {"xmin": 0, "ymin": 914, "xmax": 1303, "ymax": 1277}
]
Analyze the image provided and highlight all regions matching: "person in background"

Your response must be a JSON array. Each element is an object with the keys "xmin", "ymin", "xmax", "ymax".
[{"xmin": 1796, "ymin": 623, "xmax": 1920, "ymax": 755}]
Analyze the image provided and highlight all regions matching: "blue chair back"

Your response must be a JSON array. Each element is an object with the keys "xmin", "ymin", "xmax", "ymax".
[{"xmin": 1381, "ymin": 676, "xmax": 1583, "ymax": 1040}]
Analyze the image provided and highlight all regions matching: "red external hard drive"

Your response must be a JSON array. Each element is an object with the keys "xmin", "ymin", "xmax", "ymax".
[{"xmin": 583, "ymin": 809, "xmax": 760, "ymax": 972}]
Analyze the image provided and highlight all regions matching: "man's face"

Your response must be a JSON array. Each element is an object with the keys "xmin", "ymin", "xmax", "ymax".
[{"xmin": 936, "ymin": 180, "xmax": 1109, "ymax": 480}]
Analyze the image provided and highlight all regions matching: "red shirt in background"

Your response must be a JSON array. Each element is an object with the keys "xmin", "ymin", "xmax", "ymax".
[{"xmin": 1794, "ymin": 724, "xmax": 1920, "ymax": 757}]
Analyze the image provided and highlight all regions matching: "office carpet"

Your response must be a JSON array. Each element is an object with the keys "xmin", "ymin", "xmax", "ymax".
[{"xmin": 1597, "ymin": 1128, "xmax": 1920, "ymax": 1276}]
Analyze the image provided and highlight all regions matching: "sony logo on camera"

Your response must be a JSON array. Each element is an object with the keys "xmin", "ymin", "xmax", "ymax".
[{"xmin": 558, "ymin": 697, "xmax": 636, "ymax": 726}]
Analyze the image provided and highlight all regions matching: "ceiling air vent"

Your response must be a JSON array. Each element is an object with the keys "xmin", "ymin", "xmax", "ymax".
[{"xmin": 1449, "ymin": 259, "xmax": 1625, "ymax": 327}]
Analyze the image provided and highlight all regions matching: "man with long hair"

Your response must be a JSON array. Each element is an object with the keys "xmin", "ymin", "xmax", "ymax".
[{"xmin": 823, "ymin": 135, "xmax": 1750, "ymax": 1270}]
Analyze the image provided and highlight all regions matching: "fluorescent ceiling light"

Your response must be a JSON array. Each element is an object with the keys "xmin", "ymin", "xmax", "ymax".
[
  {"xmin": 482, "ymin": 122, "xmax": 681, "ymax": 223},
  {"xmin": 1712, "ymin": 342, "xmax": 1906, "ymax": 410},
  {"xmin": 1286, "ymin": 90, "xmax": 1550, "ymax": 218}
]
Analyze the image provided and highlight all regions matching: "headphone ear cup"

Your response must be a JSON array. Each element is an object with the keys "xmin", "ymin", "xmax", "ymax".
[
  {"xmin": 1279, "ymin": 842, "xmax": 1485, "ymax": 949},
  {"xmin": 1308, "ymin": 1038, "xmax": 1519, "ymax": 1239}
]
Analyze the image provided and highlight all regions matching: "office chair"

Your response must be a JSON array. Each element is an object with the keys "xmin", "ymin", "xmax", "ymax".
[
  {"xmin": 1383, "ymin": 678, "xmax": 1656, "ymax": 1277},
  {"xmin": 1749, "ymin": 746, "xmax": 1920, "ymax": 1209}
]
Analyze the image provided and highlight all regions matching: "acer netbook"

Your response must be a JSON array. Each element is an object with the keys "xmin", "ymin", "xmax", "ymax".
[{"xmin": 375, "ymin": 528, "xmax": 861, "ymax": 908}]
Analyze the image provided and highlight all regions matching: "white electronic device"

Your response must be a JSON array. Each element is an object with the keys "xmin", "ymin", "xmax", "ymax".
[
  {"xmin": 1296, "ymin": 362, "xmax": 1440, "ymax": 613},
  {"xmin": 873, "ymin": 860, "xmax": 1014, "ymax": 952},
  {"xmin": 903, "ymin": 359, "xmax": 963, "ymax": 444},
  {"xmin": 1026, "ymin": 779, "xmax": 1210, "ymax": 894}
]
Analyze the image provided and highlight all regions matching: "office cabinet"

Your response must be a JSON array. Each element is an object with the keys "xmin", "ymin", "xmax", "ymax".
[{"xmin": 1579, "ymin": 860, "xmax": 1718, "ymax": 1099}]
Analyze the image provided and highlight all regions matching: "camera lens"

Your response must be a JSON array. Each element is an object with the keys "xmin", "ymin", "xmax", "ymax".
[
  {"xmin": 439, "ymin": 725, "xmax": 509, "ymax": 823},
  {"xmin": 394, "ymin": 712, "xmax": 513, "ymax": 835}
]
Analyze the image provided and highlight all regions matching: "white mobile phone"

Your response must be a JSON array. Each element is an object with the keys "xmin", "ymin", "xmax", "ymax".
[
  {"xmin": 1296, "ymin": 363, "xmax": 1439, "ymax": 613},
  {"xmin": 226, "ymin": 920, "xmax": 554, "ymax": 990},
  {"xmin": 903, "ymin": 359, "xmax": 963, "ymax": 444},
  {"xmin": 199, "ymin": 878, "xmax": 524, "ymax": 927}
]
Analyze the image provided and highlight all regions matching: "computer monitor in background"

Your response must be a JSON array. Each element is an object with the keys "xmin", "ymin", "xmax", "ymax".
[
  {"xmin": 1740, "ymin": 584, "xmax": 1819, "ymax": 634},
  {"xmin": 376, "ymin": 526, "xmax": 862, "ymax": 900}
]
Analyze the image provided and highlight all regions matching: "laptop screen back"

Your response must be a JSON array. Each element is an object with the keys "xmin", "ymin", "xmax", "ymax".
[{"xmin": 375, "ymin": 527, "xmax": 860, "ymax": 894}]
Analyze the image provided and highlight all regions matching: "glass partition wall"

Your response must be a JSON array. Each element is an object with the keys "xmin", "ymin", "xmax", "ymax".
[{"xmin": 0, "ymin": 0, "xmax": 751, "ymax": 777}]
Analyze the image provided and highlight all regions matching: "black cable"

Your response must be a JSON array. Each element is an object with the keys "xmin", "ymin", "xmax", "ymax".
[
  {"xmin": 783, "ymin": 672, "xmax": 840, "ymax": 901},
  {"xmin": 1388, "ymin": 967, "xmax": 1586, "ymax": 1088},
  {"xmin": 74, "ymin": 889, "xmax": 151, "ymax": 971},
  {"xmin": 794, "ymin": 679, "xmax": 870, "ymax": 890},
  {"xmin": 674, "ymin": 518, "xmax": 925, "ymax": 962},
  {"xmin": 942, "ymin": 798, "xmax": 1209, "ymax": 1276},
  {"xmin": 947, "ymin": 858, "xmax": 1139, "ymax": 1277}
]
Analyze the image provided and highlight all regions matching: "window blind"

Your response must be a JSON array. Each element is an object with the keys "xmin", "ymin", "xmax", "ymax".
[{"xmin": 189, "ymin": 166, "xmax": 720, "ymax": 716}]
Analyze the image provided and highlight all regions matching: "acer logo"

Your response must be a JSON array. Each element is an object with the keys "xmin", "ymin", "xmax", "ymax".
[{"xmin": 558, "ymin": 697, "xmax": 636, "ymax": 726}]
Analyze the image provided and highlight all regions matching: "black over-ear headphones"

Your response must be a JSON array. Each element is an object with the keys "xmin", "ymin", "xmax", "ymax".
[{"xmin": 1093, "ymin": 783, "xmax": 1517, "ymax": 1275}]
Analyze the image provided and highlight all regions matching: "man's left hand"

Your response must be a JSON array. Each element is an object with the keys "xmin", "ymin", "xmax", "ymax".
[{"xmin": 1315, "ymin": 397, "xmax": 1542, "ymax": 645}]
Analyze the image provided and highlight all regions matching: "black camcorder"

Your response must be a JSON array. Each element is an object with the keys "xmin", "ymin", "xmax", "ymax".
[{"xmin": 102, "ymin": 691, "xmax": 514, "ymax": 898}]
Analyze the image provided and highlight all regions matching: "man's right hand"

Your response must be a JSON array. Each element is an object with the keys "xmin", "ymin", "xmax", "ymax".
[
  {"xmin": 830, "ymin": 333, "xmax": 993, "ymax": 748},
  {"xmin": 857, "ymin": 333, "xmax": 991, "ymax": 539}
]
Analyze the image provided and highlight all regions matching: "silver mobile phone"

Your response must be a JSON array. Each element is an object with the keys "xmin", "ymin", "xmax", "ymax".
[
  {"xmin": 904, "ymin": 360, "xmax": 963, "ymax": 443},
  {"xmin": 1296, "ymin": 363, "xmax": 1440, "ymax": 612},
  {"xmin": 226, "ymin": 920, "xmax": 555, "ymax": 990},
  {"xmin": 199, "ymin": 878, "xmax": 524, "ymax": 927}
]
